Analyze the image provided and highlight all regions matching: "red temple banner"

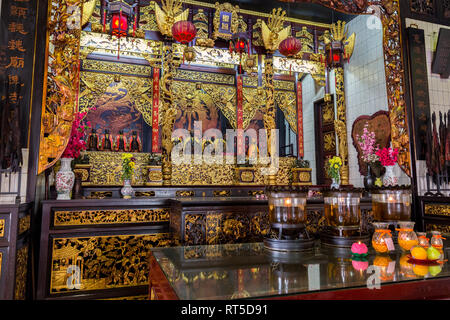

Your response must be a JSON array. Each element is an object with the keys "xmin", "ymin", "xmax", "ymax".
[
  {"xmin": 297, "ymin": 81, "xmax": 304, "ymax": 158},
  {"xmin": 236, "ymin": 75, "xmax": 244, "ymax": 157},
  {"xmin": 152, "ymin": 68, "xmax": 161, "ymax": 153}
]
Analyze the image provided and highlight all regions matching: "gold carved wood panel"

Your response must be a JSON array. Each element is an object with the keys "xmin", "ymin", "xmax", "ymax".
[
  {"xmin": 424, "ymin": 204, "xmax": 450, "ymax": 217},
  {"xmin": 14, "ymin": 245, "xmax": 28, "ymax": 300},
  {"xmin": 0, "ymin": 219, "xmax": 4, "ymax": 237},
  {"xmin": 53, "ymin": 209, "xmax": 170, "ymax": 226},
  {"xmin": 50, "ymin": 233, "xmax": 174, "ymax": 293},
  {"xmin": 38, "ymin": 0, "xmax": 83, "ymax": 174},
  {"xmin": 79, "ymin": 72, "xmax": 154, "ymax": 127},
  {"xmin": 83, "ymin": 152, "xmax": 151, "ymax": 186}
]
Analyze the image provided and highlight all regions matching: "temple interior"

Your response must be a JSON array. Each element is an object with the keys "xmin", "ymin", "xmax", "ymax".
[{"xmin": 0, "ymin": 0, "xmax": 449, "ymax": 301}]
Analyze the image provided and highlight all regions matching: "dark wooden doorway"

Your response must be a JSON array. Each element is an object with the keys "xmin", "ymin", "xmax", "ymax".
[{"xmin": 314, "ymin": 96, "xmax": 337, "ymax": 185}]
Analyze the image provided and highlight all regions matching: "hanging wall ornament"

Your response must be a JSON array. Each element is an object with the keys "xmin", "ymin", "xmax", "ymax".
[
  {"xmin": 172, "ymin": 20, "xmax": 197, "ymax": 63},
  {"xmin": 102, "ymin": 0, "xmax": 139, "ymax": 59},
  {"xmin": 230, "ymin": 32, "xmax": 250, "ymax": 74},
  {"xmin": 279, "ymin": 36, "xmax": 301, "ymax": 74}
]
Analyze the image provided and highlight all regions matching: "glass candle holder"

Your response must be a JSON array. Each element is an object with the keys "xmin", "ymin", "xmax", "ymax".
[
  {"xmin": 266, "ymin": 186, "xmax": 308, "ymax": 228},
  {"xmin": 417, "ymin": 232, "xmax": 430, "ymax": 249},
  {"xmin": 372, "ymin": 222, "xmax": 393, "ymax": 253},
  {"xmin": 396, "ymin": 221, "xmax": 418, "ymax": 251},
  {"xmin": 323, "ymin": 191, "xmax": 362, "ymax": 229},
  {"xmin": 430, "ymin": 231, "xmax": 445, "ymax": 250},
  {"xmin": 371, "ymin": 188, "xmax": 412, "ymax": 221}
]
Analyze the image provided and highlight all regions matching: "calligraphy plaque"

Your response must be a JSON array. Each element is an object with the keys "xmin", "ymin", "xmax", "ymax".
[{"xmin": 407, "ymin": 27, "xmax": 432, "ymax": 160}]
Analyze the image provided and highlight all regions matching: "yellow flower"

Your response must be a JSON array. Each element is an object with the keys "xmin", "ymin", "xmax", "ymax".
[
  {"xmin": 122, "ymin": 153, "xmax": 133, "ymax": 160},
  {"xmin": 130, "ymin": 162, "xmax": 135, "ymax": 169}
]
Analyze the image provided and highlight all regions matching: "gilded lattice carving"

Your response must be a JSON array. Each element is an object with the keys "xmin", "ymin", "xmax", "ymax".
[
  {"xmin": 174, "ymin": 69, "xmax": 235, "ymax": 85},
  {"xmin": 38, "ymin": 0, "xmax": 83, "ymax": 174},
  {"xmin": 274, "ymin": 80, "xmax": 295, "ymax": 91},
  {"xmin": 252, "ymin": 19, "xmax": 264, "ymax": 47},
  {"xmin": 242, "ymin": 87, "xmax": 265, "ymax": 130},
  {"xmin": 275, "ymin": 91, "xmax": 297, "ymax": 134},
  {"xmin": 88, "ymin": 191, "xmax": 112, "ymax": 199},
  {"xmin": 324, "ymin": 132, "xmax": 337, "ymax": 152},
  {"xmin": 193, "ymin": 9, "xmax": 210, "ymax": 39},
  {"xmin": 80, "ymin": 31, "xmax": 162, "ymax": 59},
  {"xmin": 380, "ymin": 1, "xmax": 411, "ymax": 176},
  {"xmin": 14, "ymin": 245, "xmax": 28, "ymax": 300},
  {"xmin": 82, "ymin": 59, "xmax": 153, "ymax": 76},
  {"xmin": 84, "ymin": 152, "xmax": 152, "ymax": 186},
  {"xmin": 18, "ymin": 215, "xmax": 31, "ymax": 235},
  {"xmin": 50, "ymin": 233, "xmax": 173, "ymax": 293},
  {"xmin": 273, "ymin": 56, "xmax": 325, "ymax": 84},
  {"xmin": 0, "ymin": 219, "xmax": 4, "ymax": 237},
  {"xmin": 424, "ymin": 204, "xmax": 450, "ymax": 217},
  {"xmin": 79, "ymin": 70, "xmax": 153, "ymax": 126},
  {"xmin": 139, "ymin": 2, "xmax": 159, "ymax": 31},
  {"xmin": 54, "ymin": 209, "xmax": 170, "ymax": 226},
  {"xmin": 296, "ymin": 26, "xmax": 314, "ymax": 53},
  {"xmin": 334, "ymin": 67, "xmax": 349, "ymax": 185},
  {"xmin": 426, "ymin": 224, "xmax": 450, "ymax": 234},
  {"xmin": 171, "ymin": 157, "xmax": 295, "ymax": 185}
]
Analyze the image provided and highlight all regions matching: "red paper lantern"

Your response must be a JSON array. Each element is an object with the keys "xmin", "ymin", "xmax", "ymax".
[
  {"xmin": 172, "ymin": 20, "xmax": 197, "ymax": 44},
  {"xmin": 279, "ymin": 37, "xmax": 301, "ymax": 57},
  {"xmin": 111, "ymin": 12, "xmax": 128, "ymax": 38}
]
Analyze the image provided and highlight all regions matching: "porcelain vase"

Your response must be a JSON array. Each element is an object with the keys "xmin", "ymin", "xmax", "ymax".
[
  {"xmin": 55, "ymin": 158, "xmax": 74, "ymax": 200},
  {"xmin": 121, "ymin": 179, "xmax": 134, "ymax": 199},
  {"xmin": 331, "ymin": 177, "xmax": 340, "ymax": 189},
  {"xmin": 383, "ymin": 165, "xmax": 398, "ymax": 187}
]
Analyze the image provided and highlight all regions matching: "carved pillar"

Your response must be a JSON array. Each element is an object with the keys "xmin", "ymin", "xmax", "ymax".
[
  {"xmin": 334, "ymin": 67, "xmax": 349, "ymax": 185},
  {"xmin": 263, "ymin": 57, "xmax": 277, "ymax": 185},
  {"xmin": 160, "ymin": 45, "xmax": 181, "ymax": 185}
]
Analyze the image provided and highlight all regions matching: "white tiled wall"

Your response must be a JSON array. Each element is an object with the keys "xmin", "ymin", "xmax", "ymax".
[
  {"xmin": 302, "ymin": 74, "xmax": 324, "ymax": 184},
  {"xmin": 406, "ymin": 19, "xmax": 450, "ymax": 194},
  {"xmin": 301, "ymin": 15, "xmax": 411, "ymax": 187},
  {"xmin": 344, "ymin": 15, "xmax": 411, "ymax": 187}
]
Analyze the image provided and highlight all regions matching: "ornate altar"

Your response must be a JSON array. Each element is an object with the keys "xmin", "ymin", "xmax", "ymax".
[{"xmin": 38, "ymin": 0, "xmax": 413, "ymax": 188}]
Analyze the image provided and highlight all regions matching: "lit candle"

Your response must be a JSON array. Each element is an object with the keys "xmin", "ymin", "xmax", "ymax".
[{"xmin": 351, "ymin": 241, "xmax": 368, "ymax": 255}]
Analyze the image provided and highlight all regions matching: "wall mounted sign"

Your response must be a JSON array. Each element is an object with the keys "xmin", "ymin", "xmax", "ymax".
[{"xmin": 407, "ymin": 27, "xmax": 432, "ymax": 160}]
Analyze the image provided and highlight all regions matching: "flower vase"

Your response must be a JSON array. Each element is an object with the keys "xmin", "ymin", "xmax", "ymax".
[
  {"xmin": 363, "ymin": 164, "xmax": 374, "ymax": 189},
  {"xmin": 121, "ymin": 179, "xmax": 134, "ymax": 199},
  {"xmin": 55, "ymin": 158, "xmax": 75, "ymax": 200},
  {"xmin": 383, "ymin": 165, "xmax": 398, "ymax": 187},
  {"xmin": 331, "ymin": 177, "xmax": 340, "ymax": 189}
]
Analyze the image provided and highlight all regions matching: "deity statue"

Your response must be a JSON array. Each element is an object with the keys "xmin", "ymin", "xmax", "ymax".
[
  {"xmin": 87, "ymin": 128, "xmax": 99, "ymax": 151},
  {"xmin": 129, "ymin": 131, "xmax": 142, "ymax": 153},
  {"xmin": 115, "ymin": 130, "xmax": 128, "ymax": 152},
  {"xmin": 100, "ymin": 129, "xmax": 113, "ymax": 151}
]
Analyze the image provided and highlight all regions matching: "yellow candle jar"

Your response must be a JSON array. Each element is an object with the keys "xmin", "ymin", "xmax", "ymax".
[
  {"xmin": 372, "ymin": 222, "xmax": 393, "ymax": 253},
  {"xmin": 396, "ymin": 221, "xmax": 418, "ymax": 251}
]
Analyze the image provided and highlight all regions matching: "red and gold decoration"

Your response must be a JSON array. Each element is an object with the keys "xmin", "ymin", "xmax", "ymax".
[
  {"xmin": 172, "ymin": 20, "xmax": 197, "ymax": 62},
  {"xmin": 102, "ymin": 0, "xmax": 139, "ymax": 58},
  {"xmin": 279, "ymin": 37, "xmax": 301, "ymax": 57},
  {"xmin": 229, "ymin": 32, "xmax": 250, "ymax": 74},
  {"xmin": 236, "ymin": 75, "xmax": 244, "ymax": 157},
  {"xmin": 152, "ymin": 68, "xmax": 161, "ymax": 153},
  {"xmin": 296, "ymin": 81, "xmax": 304, "ymax": 158}
]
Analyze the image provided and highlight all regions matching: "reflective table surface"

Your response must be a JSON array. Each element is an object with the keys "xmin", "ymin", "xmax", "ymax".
[{"xmin": 151, "ymin": 241, "xmax": 450, "ymax": 300}]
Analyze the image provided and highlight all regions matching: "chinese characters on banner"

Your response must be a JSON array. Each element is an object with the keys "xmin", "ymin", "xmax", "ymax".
[
  {"xmin": 296, "ymin": 81, "xmax": 304, "ymax": 158},
  {"xmin": 407, "ymin": 27, "xmax": 432, "ymax": 160},
  {"xmin": 1, "ymin": 0, "xmax": 37, "ymax": 148}
]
